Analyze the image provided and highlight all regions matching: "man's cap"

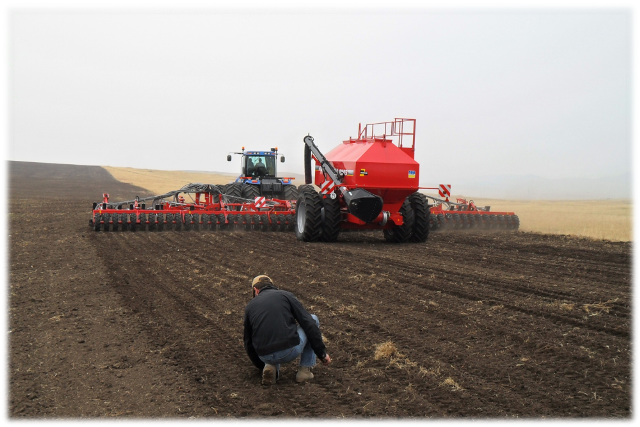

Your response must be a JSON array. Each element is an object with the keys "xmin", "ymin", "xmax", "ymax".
[{"xmin": 252, "ymin": 275, "xmax": 273, "ymax": 288}]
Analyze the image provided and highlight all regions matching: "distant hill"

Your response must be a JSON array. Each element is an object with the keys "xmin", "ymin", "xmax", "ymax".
[{"xmin": 451, "ymin": 173, "xmax": 631, "ymax": 200}]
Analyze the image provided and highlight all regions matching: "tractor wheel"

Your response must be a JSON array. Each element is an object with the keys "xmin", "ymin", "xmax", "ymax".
[
  {"xmin": 321, "ymin": 195, "xmax": 342, "ymax": 242},
  {"xmin": 409, "ymin": 192, "xmax": 429, "ymax": 242},
  {"xmin": 283, "ymin": 184, "xmax": 299, "ymax": 201},
  {"xmin": 242, "ymin": 184, "xmax": 260, "ymax": 201},
  {"xmin": 224, "ymin": 183, "xmax": 243, "ymax": 210},
  {"xmin": 383, "ymin": 198, "xmax": 414, "ymax": 243},
  {"xmin": 295, "ymin": 185, "xmax": 323, "ymax": 242}
]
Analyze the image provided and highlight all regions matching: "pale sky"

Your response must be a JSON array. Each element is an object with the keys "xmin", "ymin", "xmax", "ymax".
[{"xmin": 8, "ymin": 7, "xmax": 631, "ymax": 186}]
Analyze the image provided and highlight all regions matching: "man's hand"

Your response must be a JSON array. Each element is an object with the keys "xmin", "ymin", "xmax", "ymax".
[{"xmin": 322, "ymin": 354, "xmax": 331, "ymax": 365}]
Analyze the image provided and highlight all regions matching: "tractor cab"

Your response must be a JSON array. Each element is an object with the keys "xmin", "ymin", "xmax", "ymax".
[
  {"xmin": 243, "ymin": 152, "xmax": 277, "ymax": 178},
  {"xmin": 227, "ymin": 147, "xmax": 285, "ymax": 180}
]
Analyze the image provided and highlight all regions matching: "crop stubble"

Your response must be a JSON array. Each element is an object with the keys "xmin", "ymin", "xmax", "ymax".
[{"xmin": 9, "ymin": 161, "xmax": 631, "ymax": 418}]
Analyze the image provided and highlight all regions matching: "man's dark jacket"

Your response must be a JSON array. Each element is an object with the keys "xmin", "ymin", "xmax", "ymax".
[{"xmin": 243, "ymin": 286, "xmax": 326, "ymax": 369}]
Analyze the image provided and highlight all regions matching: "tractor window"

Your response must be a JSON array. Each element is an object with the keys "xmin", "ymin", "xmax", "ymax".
[
  {"xmin": 265, "ymin": 156, "xmax": 276, "ymax": 176},
  {"xmin": 247, "ymin": 155, "xmax": 276, "ymax": 177}
]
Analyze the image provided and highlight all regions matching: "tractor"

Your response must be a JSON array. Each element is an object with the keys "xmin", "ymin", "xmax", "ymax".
[{"xmin": 226, "ymin": 147, "xmax": 298, "ymax": 202}]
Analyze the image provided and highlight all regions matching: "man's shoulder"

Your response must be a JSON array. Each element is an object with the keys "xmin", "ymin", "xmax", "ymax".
[{"xmin": 267, "ymin": 288, "xmax": 296, "ymax": 298}]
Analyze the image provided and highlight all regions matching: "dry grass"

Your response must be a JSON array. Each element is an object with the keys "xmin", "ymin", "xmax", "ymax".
[
  {"xmin": 583, "ymin": 298, "xmax": 619, "ymax": 315},
  {"xmin": 439, "ymin": 377, "xmax": 465, "ymax": 391},
  {"xmin": 428, "ymin": 194, "xmax": 632, "ymax": 242},
  {"xmin": 374, "ymin": 341, "xmax": 399, "ymax": 360},
  {"xmin": 103, "ymin": 166, "xmax": 237, "ymax": 196}
]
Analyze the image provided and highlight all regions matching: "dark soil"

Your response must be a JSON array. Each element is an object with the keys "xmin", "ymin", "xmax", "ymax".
[{"xmin": 8, "ymin": 160, "xmax": 632, "ymax": 418}]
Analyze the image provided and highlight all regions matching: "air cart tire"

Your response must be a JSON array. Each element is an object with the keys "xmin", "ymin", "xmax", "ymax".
[{"xmin": 295, "ymin": 185, "xmax": 323, "ymax": 242}]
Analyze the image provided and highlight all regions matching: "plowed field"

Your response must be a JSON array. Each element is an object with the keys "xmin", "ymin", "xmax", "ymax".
[{"xmin": 9, "ymin": 161, "xmax": 631, "ymax": 418}]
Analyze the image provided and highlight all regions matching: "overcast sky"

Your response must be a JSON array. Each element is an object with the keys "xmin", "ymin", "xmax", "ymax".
[{"xmin": 8, "ymin": 8, "xmax": 630, "ymax": 186}]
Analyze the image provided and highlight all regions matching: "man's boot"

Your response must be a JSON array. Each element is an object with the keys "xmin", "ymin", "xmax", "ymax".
[
  {"xmin": 296, "ymin": 366, "xmax": 314, "ymax": 383},
  {"xmin": 262, "ymin": 364, "xmax": 277, "ymax": 386}
]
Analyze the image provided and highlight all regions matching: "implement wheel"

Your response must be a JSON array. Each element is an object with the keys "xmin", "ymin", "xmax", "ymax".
[
  {"xmin": 295, "ymin": 185, "xmax": 322, "ymax": 242},
  {"xmin": 383, "ymin": 198, "xmax": 414, "ymax": 243},
  {"xmin": 409, "ymin": 192, "xmax": 430, "ymax": 242},
  {"xmin": 321, "ymin": 195, "xmax": 341, "ymax": 242}
]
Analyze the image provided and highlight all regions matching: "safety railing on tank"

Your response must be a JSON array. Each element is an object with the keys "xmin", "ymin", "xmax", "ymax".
[{"xmin": 357, "ymin": 118, "xmax": 416, "ymax": 150}]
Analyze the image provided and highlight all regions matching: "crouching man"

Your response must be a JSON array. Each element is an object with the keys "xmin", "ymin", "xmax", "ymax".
[{"xmin": 243, "ymin": 275, "xmax": 331, "ymax": 385}]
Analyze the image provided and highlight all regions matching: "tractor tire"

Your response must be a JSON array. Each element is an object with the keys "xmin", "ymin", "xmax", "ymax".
[
  {"xmin": 242, "ymin": 184, "xmax": 260, "ymax": 201},
  {"xmin": 295, "ymin": 185, "xmax": 323, "ymax": 242},
  {"xmin": 223, "ymin": 183, "xmax": 243, "ymax": 210},
  {"xmin": 383, "ymin": 198, "xmax": 414, "ymax": 243},
  {"xmin": 409, "ymin": 192, "xmax": 430, "ymax": 242},
  {"xmin": 211, "ymin": 185, "xmax": 222, "ymax": 203},
  {"xmin": 283, "ymin": 184, "xmax": 299, "ymax": 201},
  {"xmin": 321, "ymin": 195, "xmax": 342, "ymax": 242}
]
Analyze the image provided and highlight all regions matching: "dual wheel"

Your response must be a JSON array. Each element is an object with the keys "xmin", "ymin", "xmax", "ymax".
[
  {"xmin": 295, "ymin": 185, "xmax": 341, "ymax": 242},
  {"xmin": 294, "ymin": 187, "xmax": 429, "ymax": 243},
  {"xmin": 383, "ymin": 192, "xmax": 430, "ymax": 243}
]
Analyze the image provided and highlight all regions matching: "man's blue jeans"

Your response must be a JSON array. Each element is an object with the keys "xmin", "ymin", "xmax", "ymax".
[{"xmin": 259, "ymin": 315, "xmax": 319, "ymax": 372}]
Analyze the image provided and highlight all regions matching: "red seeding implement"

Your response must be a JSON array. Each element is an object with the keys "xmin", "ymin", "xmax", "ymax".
[
  {"xmin": 295, "ymin": 118, "xmax": 519, "ymax": 242},
  {"xmin": 90, "ymin": 146, "xmax": 300, "ymax": 231},
  {"xmin": 90, "ymin": 118, "xmax": 519, "ymax": 238},
  {"xmin": 426, "ymin": 195, "xmax": 520, "ymax": 232},
  {"xmin": 89, "ymin": 183, "xmax": 297, "ymax": 232}
]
